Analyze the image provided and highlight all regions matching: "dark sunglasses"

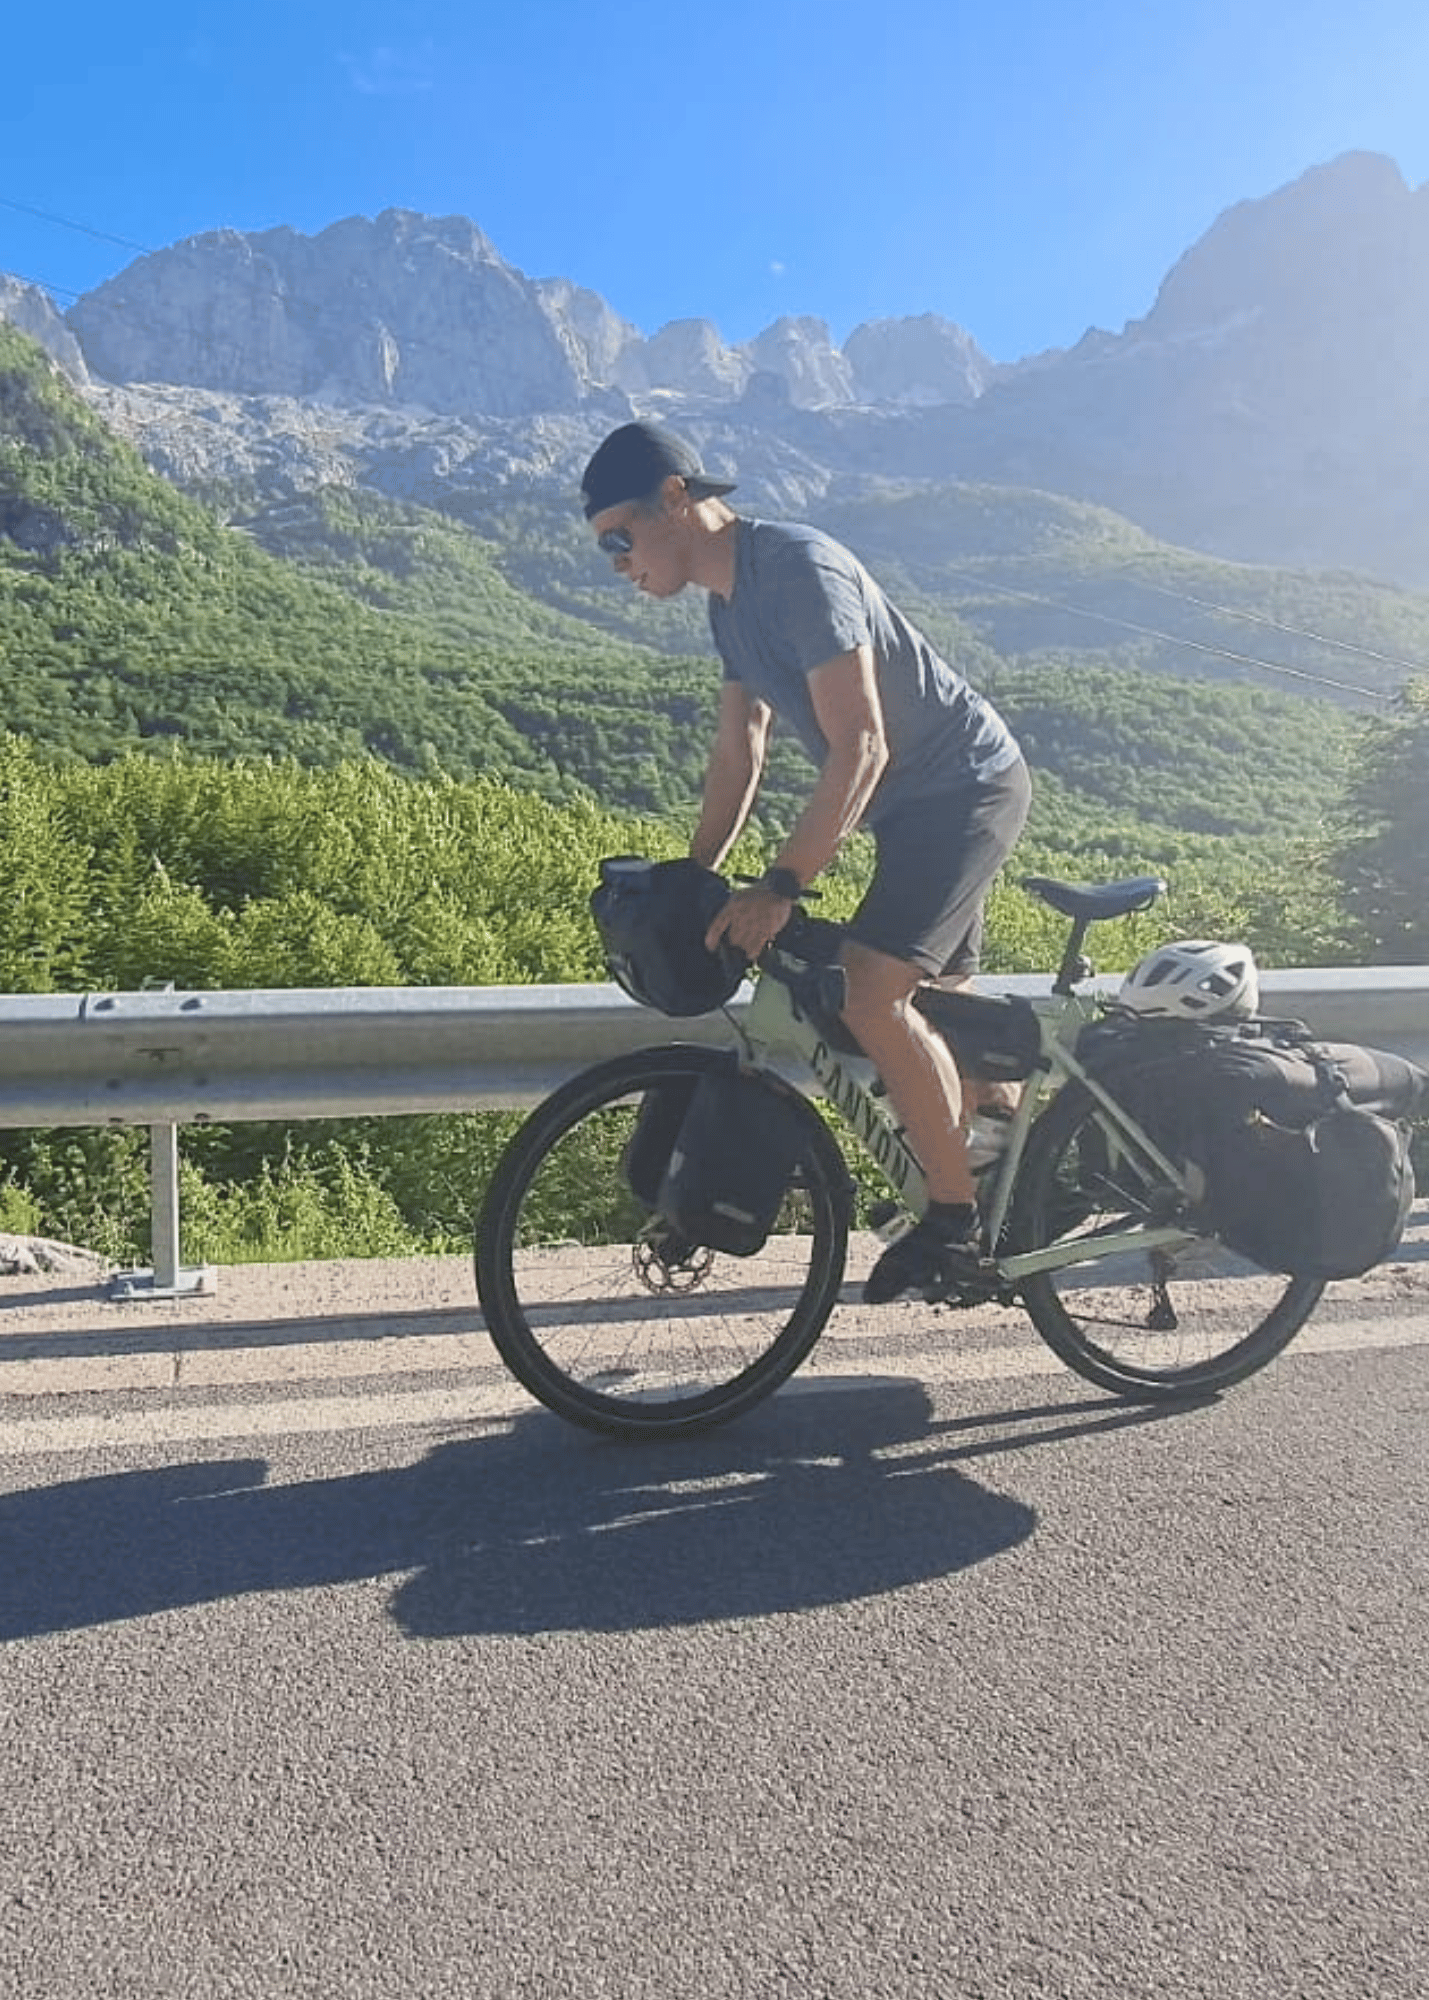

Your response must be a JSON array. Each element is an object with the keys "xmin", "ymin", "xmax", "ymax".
[{"xmin": 597, "ymin": 525, "xmax": 635, "ymax": 556}]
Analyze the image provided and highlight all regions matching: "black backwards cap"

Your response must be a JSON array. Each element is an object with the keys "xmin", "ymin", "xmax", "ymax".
[{"xmin": 580, "ymin": 421, "xmax": 737, "ymax": 518}]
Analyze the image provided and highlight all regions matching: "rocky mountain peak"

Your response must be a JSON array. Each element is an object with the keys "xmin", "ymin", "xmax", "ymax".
[
  {"xmin": 49, "ymin": 209, "xmax": 998, "ymax": 418},
  {"xmin": 66, "ymin": 211, "xmax": 587, "ymax": 416},
  {"xmin": 842, "ymin": 314, "xmax": 992, "ymax": 405},
  {"xmin": 1146, "ymin": 150, "xmax": 1424, "ymax": 338},
  {"xmin": 0, "ymin": 276, "xmax": 89, "ymax": 383},
  {"xmin": 746, "ymin": 317, "xmax": 852, "ymax": 408},
  {"xmin": 635, "ymin": 318, "xmax": 750, "ymax": 398},
  {"xmin": 4, "ymin": 152, "xmax": 1428, "ymax": 585}
]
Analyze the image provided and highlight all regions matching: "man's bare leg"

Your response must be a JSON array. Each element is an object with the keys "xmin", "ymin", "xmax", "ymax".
[
  {"xmin": 841, "ymin": 942, "xmax": 1009, "ymax": 1300},
  {"xmin": 839, "ymin": 939, "xmax": 976, "ymax": 1205}
]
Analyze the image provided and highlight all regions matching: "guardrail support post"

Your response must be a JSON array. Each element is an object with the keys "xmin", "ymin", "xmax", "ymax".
[{"xmin": 109, "ymin": 1122, "xmax": 216, "ymax": 1302}]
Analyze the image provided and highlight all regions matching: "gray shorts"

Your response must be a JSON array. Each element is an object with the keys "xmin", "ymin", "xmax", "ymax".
[{"xmin": 846, "ymin": 757, "xmax": 1032, "ymax": 977}]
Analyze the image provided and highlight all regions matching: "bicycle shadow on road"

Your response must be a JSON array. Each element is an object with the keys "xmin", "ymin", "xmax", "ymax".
[
  {"xmin": 0, "ymin": 1380, "xmax": 1182, "ymax": 1643},
  {"xmin": 0, "ymin": 1378, "xmax": 1045, "ymax": 1642},
  {"xmin": 394, "ymin": 1381, "xmax": 1040, "ymax": 1639}
]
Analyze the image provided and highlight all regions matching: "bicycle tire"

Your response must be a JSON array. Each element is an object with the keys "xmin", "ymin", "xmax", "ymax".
[
  {"xmin": 1010, "ymin": 1077, "xmax": 1324, "ymax": 1399},
  {"xmin": 475, "ymin": 1046, "xmax": 851, "ymax": 1438}
]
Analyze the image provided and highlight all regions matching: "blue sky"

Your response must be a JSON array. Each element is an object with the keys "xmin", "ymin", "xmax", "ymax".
[{"xmin": 3, "ymin": 0, "xmax": 1427, "ymax": 363}]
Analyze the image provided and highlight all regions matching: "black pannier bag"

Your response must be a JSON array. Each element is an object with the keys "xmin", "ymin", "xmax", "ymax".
[
  {"xmin": 1077, "ymin": 1016, "xmax": 1426, "ymax": 1280},
  {"xmin": 1204, "ymin": 1091, "xmax": 1413, "ymax": 1280},
  {"xmin": 621, "ymin": 1077, "xmax": 701, "ymax": 1210},
  {"xmin": 656, "ymin": 1071, "xmax": 810, "ymax": 1257}
]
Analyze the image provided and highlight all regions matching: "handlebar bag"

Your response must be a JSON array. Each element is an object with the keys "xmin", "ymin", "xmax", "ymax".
[{"xmin": 590, "ymin": 856, "xmax": 745, "ymax": 1017}]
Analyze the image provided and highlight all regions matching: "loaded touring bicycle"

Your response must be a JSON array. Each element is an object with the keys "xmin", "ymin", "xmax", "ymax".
[{"xmin": 476, "ymin": 859, "xmax": 1424, "ymax": 1438}]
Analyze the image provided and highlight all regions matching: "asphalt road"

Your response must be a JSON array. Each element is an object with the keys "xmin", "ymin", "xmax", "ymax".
[{"xmin": 2, "ymin": 1227, "xmax": 1427, "ymax": 1999}]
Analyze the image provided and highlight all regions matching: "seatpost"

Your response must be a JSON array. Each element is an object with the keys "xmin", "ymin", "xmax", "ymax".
[{"xmin": 1052, "ymin": 917, "xmax": 1095, "ymax": 997}]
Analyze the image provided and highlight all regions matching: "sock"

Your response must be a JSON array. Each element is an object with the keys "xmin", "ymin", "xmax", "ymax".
[{"xmin": 922, "ymin": 1200, "xmax": 979, "ymax": 1243}]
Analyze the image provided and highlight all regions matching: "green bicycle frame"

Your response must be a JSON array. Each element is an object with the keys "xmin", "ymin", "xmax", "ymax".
[{"xmin": 737, "ymin": 972, "xmax": 1205, "ymax": 1284}]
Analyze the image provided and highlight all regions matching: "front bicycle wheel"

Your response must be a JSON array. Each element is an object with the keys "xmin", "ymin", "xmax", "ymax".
[
  {"xmin": 475, "ymin": 1046, "xmax": 851, "ymax": 1437},
  {"xmin": 1010, "ymin": 1079, "xmax": 1324, "ymax": 1399}
]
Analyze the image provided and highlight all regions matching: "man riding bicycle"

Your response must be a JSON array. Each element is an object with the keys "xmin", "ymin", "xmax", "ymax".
[{"xmin": 581, "ymin": 420, "xmax": 1032, "ymax": 1302}]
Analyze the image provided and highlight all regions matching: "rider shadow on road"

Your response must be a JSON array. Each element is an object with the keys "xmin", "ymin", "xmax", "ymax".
[
  {"xmin": 0, "ymin": 1379, "xmax": 1173, "ymax": 1644},
  {"xmin": 393, "ymin": 1380, "xmax": 1037, "ymax": 1638}
]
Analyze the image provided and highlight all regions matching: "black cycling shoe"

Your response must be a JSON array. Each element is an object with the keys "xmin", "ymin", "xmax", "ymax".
[{"xmin": 863, "ymin": 1214, "xmax": 984, "ymax": 1305}]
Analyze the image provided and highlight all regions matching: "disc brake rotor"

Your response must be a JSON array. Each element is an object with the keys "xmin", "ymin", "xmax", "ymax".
[{"xmin": 633, "ymin": 1231, "xmax": 715, "ymax": 1295}]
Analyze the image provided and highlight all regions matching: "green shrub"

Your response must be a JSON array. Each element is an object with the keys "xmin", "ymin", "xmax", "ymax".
[{"xmin": 177, "ymin": 1142, "xmax": 447, "ymax": 1265}]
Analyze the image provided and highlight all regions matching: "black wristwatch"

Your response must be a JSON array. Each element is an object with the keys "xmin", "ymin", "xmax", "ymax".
[{"xmin": 759, "ymin": 866, "xmax": 803, "ymax": 902}]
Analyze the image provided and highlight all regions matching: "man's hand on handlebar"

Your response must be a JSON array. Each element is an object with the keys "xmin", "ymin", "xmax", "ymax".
[{"xmin": 705, "ymin": 883, "xmax": 795, "ymax": 960}]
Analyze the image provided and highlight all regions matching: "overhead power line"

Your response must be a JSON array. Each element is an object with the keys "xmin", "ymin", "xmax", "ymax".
[
  {"xmin": 942, "ymin": 568, "xmax": 1394, "ymax": 703},
  {"xmin": 0, "ymin": 196, "xmax": 152, "ymax": 256},
  {"xmin": 3, "ymin": 269, "xmax": 83, "ymax": 302},
  {"xmin": 1112, "ymin": 567, "xmax": 1429, "ymax": 680}
]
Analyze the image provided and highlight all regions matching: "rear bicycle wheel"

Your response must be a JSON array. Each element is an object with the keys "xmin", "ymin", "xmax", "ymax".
[
  {"xmin": 475, "ymin": 1046, "xmax": 851, "ymax": 1437},
  {"xmin": 1011, "ymin": 1080, "xmax": 1323, "ymax": 1399}
]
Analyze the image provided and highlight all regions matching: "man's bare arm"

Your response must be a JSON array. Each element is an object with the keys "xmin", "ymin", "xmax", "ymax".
[
  {"xmin": 705, "ymin": 646, "xmax": 889, "ymax": 956},
  {"xmin": 690, "ymin": 680, "xmax": 773, "ymax": 870},
  {"xmin": 774, "ymin": 644, "xmax": 889, "ymax": 887}
]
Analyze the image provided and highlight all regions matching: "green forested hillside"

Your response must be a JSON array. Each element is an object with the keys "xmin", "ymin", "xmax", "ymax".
[
  {"xmin": 228, "ymin": 485, "xmax": 1362, "ymax": 851},
  {"xmin": 443, "ymin": 480, "xmax": 1429, "ymax": 707},
  {"xmin": 818, "ymin": 486, "xmax": 1429, "ymax": 707},
  {"xmin": 0, "ymin": 337, "xmax": 554, "ymax": 786},
  {"xmin": 1, "ymin": 319, "xmax": 1398, "ymax": 863}
]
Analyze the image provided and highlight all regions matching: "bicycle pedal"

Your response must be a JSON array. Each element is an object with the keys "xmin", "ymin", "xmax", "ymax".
[{"xmin": 921, "ymin": 1254, "xmax": 1002, "ymax": 1307}]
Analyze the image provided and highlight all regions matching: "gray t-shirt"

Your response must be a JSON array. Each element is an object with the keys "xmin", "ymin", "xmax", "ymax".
[{"xmin": 708, "ymin": 518, "xmax": 1021, "ymax": 827}]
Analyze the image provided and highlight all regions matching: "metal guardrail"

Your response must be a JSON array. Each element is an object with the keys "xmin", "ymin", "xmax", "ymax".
[{"xmin": 0, "ymin": 970, "xmax": 1426, "ymax": 1297}]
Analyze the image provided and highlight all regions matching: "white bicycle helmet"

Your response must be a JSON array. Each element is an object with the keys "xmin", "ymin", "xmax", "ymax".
[{"xmin": 1117, "ymin": 939, "xmax": 1260, "ymax": 1021}]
